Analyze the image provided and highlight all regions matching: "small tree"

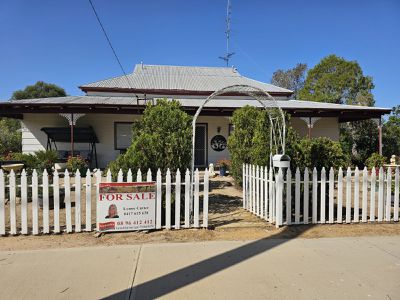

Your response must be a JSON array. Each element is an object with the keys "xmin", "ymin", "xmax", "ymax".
[{"xmin": 108, "ymin": 99, "xmax": 192, "ymax": 176}]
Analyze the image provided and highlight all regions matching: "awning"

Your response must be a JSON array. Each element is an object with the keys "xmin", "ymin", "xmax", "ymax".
[{"xmin": 41, "ymin": 127, "xmax": 99, "ymax": 143}]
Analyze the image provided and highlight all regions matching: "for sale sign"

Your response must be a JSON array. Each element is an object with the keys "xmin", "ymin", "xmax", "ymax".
[{"xmin": 97, "ymin": 182, "xmax": 156, "ymax": 232}]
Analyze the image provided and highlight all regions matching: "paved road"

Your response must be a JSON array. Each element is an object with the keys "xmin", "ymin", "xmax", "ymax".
[{"xmin": 0, "ymin": 236, "xmax": 399, "ymax": 299}]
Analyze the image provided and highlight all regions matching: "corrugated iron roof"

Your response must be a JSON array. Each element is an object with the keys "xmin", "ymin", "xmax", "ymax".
[
  {"xmin": 79, "ymin": 64, "xmax": 293, "ymax": 94},
  {"xmin": 6, "ymin": 96, "xmax": 390, "ymax": 112}
]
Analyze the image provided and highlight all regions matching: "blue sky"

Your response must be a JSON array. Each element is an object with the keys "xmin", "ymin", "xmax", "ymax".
[{"xmin": 0, "ymin": 0, "xmax": 399, "ymax": 107}]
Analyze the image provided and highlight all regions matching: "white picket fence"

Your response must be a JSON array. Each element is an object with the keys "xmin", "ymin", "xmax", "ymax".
[
  {"xmin": 243, "ymin": 164, "xmax": 400, "ymax": 227},
  {"xmin": 0, "ymin": 168, "xmax": 209, "ymax": 236}
]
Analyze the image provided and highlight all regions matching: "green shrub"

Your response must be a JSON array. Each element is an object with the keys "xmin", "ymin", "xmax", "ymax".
[
  {"xmin": 365, "ymin": 152, "xmax": 386, "ymax": 169},
  {"xmin": 0, "ymin": 118, "xmax": 21, "ymax": 155},
  {"xmin": 227, "ymin": 106, "xmax": 260, "ymax": 184},
  {"xmin": 290, "ymin": 137, "xmax": 349, "ymax": 171},
  {"xmin": 108, "ymin": 99, "xmax": 192, "ymax": 177}
]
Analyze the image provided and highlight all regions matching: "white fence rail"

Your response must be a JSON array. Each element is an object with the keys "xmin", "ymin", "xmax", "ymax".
[
  {"xmin": 243, "ymin": 164, "xmax": 400, "ymax": 227},
  {"xmin": 0, "ymin": 168, "xmax": 209, "ymax": 236}
]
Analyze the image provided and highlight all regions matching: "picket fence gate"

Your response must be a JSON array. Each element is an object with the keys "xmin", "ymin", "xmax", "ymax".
[
  {"xmin": 242, "ymin": 164, "xmax": 400, "ymax": 228},
  {"xmin": 0, "ymin": 168, "xmax": 209, "ymax": 236}
]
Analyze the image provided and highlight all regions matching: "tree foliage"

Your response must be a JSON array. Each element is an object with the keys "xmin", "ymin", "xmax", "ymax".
[
  {"xmin": 108, "ymin": 99, "xmax": 192, "ymax": 176},
  {"xmin": 0, "ymin": 118, "xmax": 22, "ymax": 155},
  {"xmin": 383, "ymin": 105, "xmax": 400, "ymax": 158},
  {"xmin": 11, "ymin": 81, "xmax": 66, "ymax": 100},
  {"xmin": 271, "ymin": 63, "xmax": 307, "ymax": 99},
  {"xmin": 298, "ymin": 55, "xmax": 374, "ymax": 105}
]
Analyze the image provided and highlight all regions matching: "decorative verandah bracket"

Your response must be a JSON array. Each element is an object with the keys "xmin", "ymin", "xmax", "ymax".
[
  {"xmin": 299, "ymin": 117, "xmax": 321, "ymax": 139},
  {"xmin": 59, "ymin": 113, "xmax": 86, "ymax": 156}
]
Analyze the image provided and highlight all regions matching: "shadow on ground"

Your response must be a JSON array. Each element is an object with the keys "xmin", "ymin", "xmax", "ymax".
[{"xmin": 104, "ymin": 224, "xmax": 313, "ymax": 299}]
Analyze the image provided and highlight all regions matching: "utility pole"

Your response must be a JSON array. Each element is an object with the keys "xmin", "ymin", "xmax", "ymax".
[{"xmin": 219, "ymin": 0, "xmax": 234, "ymax": 67}]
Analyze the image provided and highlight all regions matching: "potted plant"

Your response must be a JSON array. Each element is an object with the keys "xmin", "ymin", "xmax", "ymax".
[
  {"xmin": 66, "ymin": 155, "xmax": 89, "ymax": 175},
  {"xmin": 217, "ymin": 158, "xmax": 231, "ymax": 176}
]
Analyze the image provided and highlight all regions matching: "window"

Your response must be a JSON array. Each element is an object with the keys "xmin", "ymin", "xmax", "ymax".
[{"xmin": 114, "ymin": 122, "xmax": 133, "ymax": 150}]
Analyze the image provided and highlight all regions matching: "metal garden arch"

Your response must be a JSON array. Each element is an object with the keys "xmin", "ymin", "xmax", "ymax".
[{"xmin": 190, "ymin": 84, "xmax": 287, "ymax": 210}]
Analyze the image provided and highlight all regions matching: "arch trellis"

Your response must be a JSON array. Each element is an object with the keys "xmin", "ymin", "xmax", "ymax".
[{"xmin": 190, "ymin": 84, "xmax": 287, "ymax": 212}]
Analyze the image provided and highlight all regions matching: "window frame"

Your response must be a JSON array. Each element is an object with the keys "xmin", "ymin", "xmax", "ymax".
[{"xmin": 114, "ymin": 122, "xmax": 134, "ymax": 151}]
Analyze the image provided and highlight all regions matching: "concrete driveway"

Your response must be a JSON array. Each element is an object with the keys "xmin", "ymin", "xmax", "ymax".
[{"xmin": 0, "ymin": 236, "xmax": 399, "ymax": 299}]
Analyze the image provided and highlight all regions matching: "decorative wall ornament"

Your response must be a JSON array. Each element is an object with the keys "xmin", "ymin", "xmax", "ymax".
[{"xmin": 210, "ymin": 135, "xmax": 227, "ymax": 152}]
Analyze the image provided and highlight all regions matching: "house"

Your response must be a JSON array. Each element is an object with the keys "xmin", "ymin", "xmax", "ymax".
[{"xmin": 0, "ymin": 64, "xmax": 391, "ymax": 169}]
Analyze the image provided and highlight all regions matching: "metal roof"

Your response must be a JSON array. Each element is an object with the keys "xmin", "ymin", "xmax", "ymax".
[
  {"xmin": 5, "ymin": 96, "xmax": 390, "ymax": 112},
  {"xmin": 79, "ymin": 64, "xmax": 293, "ymax": 94}
]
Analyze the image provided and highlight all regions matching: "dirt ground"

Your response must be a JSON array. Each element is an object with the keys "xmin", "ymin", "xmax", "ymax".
[{"xmin": 0, "ymin": 175, "xmax": 400, "ymax": 251}]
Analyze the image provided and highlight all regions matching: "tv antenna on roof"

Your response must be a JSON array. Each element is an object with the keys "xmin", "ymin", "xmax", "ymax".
[{"xmin": 219, "ymin": 0, "xmax": 235, "ymax": 67}]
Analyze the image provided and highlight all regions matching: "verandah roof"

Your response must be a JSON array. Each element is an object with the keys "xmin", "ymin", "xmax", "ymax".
[{"xmin": 0, "ymin": 96, "xmax": 391, "ymax": 122}]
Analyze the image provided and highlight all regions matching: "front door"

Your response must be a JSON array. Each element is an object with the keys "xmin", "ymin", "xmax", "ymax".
[{"xmin": 194, "ymin": 124, "xmax": 207, "ymax": 167}]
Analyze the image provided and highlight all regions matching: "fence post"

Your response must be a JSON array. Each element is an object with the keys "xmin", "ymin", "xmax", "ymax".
[
  {"xmin": 328, "ymin": 168, "xmax": 334, "ymax": 224},
  {"xmin": 378, "ymin": 167, "xmax": 384, "ymax": 222},
  {"xmin": 286, "ymin": 168, "xmax": 292, "ymax": 225},
  {"xmin": 345, "ymin": 167, "xmax": 352, "ymax": 223},
  {"xmin": 354, "ymin": 167, "xmax": 359, "ymax": 223},
  {"xmin": 95, "ymin": 169, "xmax": 102, "ymax": 231},
  {"xmin": 303, "ymin": 168, "xmax": 309, "ymax": 224},
  {"xmin": 9, "ymin": 170, "xmax": 16, "ymax": 235},
  {"xmin": 252, "ymin": 165, "xmax": 256, "ymax": 214},
  {"xmin": 65, "ymin": 170, "xmax": 72, "ymax": 233},
  {"xmin": 32, "ymin": 170, "xmax": 39, "ymax": 235},
  {"xmin": 256, "ymin": 165, "xmax": 260, "ymax": 216},
  {"xmin": 295, "ymin": 168, "xmax": 300, "ymax": 224},
  {"xmin": 184, "ymin": 169, "xmax": 190, "ymax": 228},
  {"xmin": 85, "ymin": 169, "xmax": 92, "ymax": 232},
  {"xmin": 269, "ymin": 168, "xmax": 274, "ymax": 223},
  {"xmin": 194, "ymin": 169, "xmax": 200, "ymax": 228},
  {"xmin": 386, "ymin": 167, "xmax": 392, "ymax": 222},
  {"xmin": 21, "ymin": 169, "xmax": 28, "ymax": 235},
  {"xmin": 320, "ymin": 167, "xmax": 326, "ymax": 224},
  {"xmin": 165, "ymin": 169, "xmax": 171, "ymax": 229},
  {"xmin": 173, "ymin": 169, "xmax": 181, "ymax": 230},
  {"xmin": 42, "ymin": 169, "xmax": 49, "ymax": 234},
  {"xmin": 75, "ymin": 170, "xmax": 81, "ymax": 233},
  {"xmin": 136, "ymin": 169, "xmax": 142, "ymax": 182},
  {"xmin": 117, "ymin": 169, "xmax": 123, "ymax": 182},
  {"xmin": 53, "ymin": 170, "xmax": 60, "ymax": 233},
  {"xmin": 362, "ymin": 167, "xmax": 368, "ymax": 222},
  {"xmin": 156, "ymin": 169, "xmax": 162, "ymax": 229},
  {"xmin": 264, "ymin": 166, "xmax": 269, "ymax": 220},
  {"xmin": 242, "ymin": 164, "xmax": 246, "ymax": 209},
  {"xmin": 203, "ymin": 168, "xmax": 209, "ymax": 228},
  {"xmin": 260, "ymin": 166, "xmax": 264, "ymax": 218},
  {"xmin": 312, "ymin": 168, "xmax": 318, "ymax": 224},
  {"xmin": 395, "ymin": 167, "xmax": 399, "ymax": 222},
  {"xmin": 0, "ymin": 170, "xmax": 5, "ymax": 235},
  {"xmin": 147, "ymin": 169, "xmax": 152, "ymax": 182},
  {"xmin": 127, "ymin": 169, "xmax": 133, "ymax": 182},
  {"xmin": 337, "ymin": 167, "xmax": 343, "ymax": 223},
  {"xmin": 370, "ymin": 167, "xmax": 376, "ymax": 222},
  {"xmin": 275, "ymin": 168, "xmax": 283, "ymax": 228}
]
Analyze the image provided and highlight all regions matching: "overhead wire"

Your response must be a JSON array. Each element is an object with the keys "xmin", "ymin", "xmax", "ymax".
[{"xmin": 87, "ymin": 0, "xmax": 139, "ymax": 100}]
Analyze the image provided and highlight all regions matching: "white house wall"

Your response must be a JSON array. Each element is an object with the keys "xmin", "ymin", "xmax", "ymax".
[
  {"xmin": 21, "ymin": 113, "xmax": 340, "ymax": 169},
  {"xmin": 290, "ymin": 117, "xmax": 339, "ymax": 140}
]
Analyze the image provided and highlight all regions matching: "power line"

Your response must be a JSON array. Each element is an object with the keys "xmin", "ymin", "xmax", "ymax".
[{"xmin": 88, "ymin": 0, "xmax": 137, "ymax": 98}]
